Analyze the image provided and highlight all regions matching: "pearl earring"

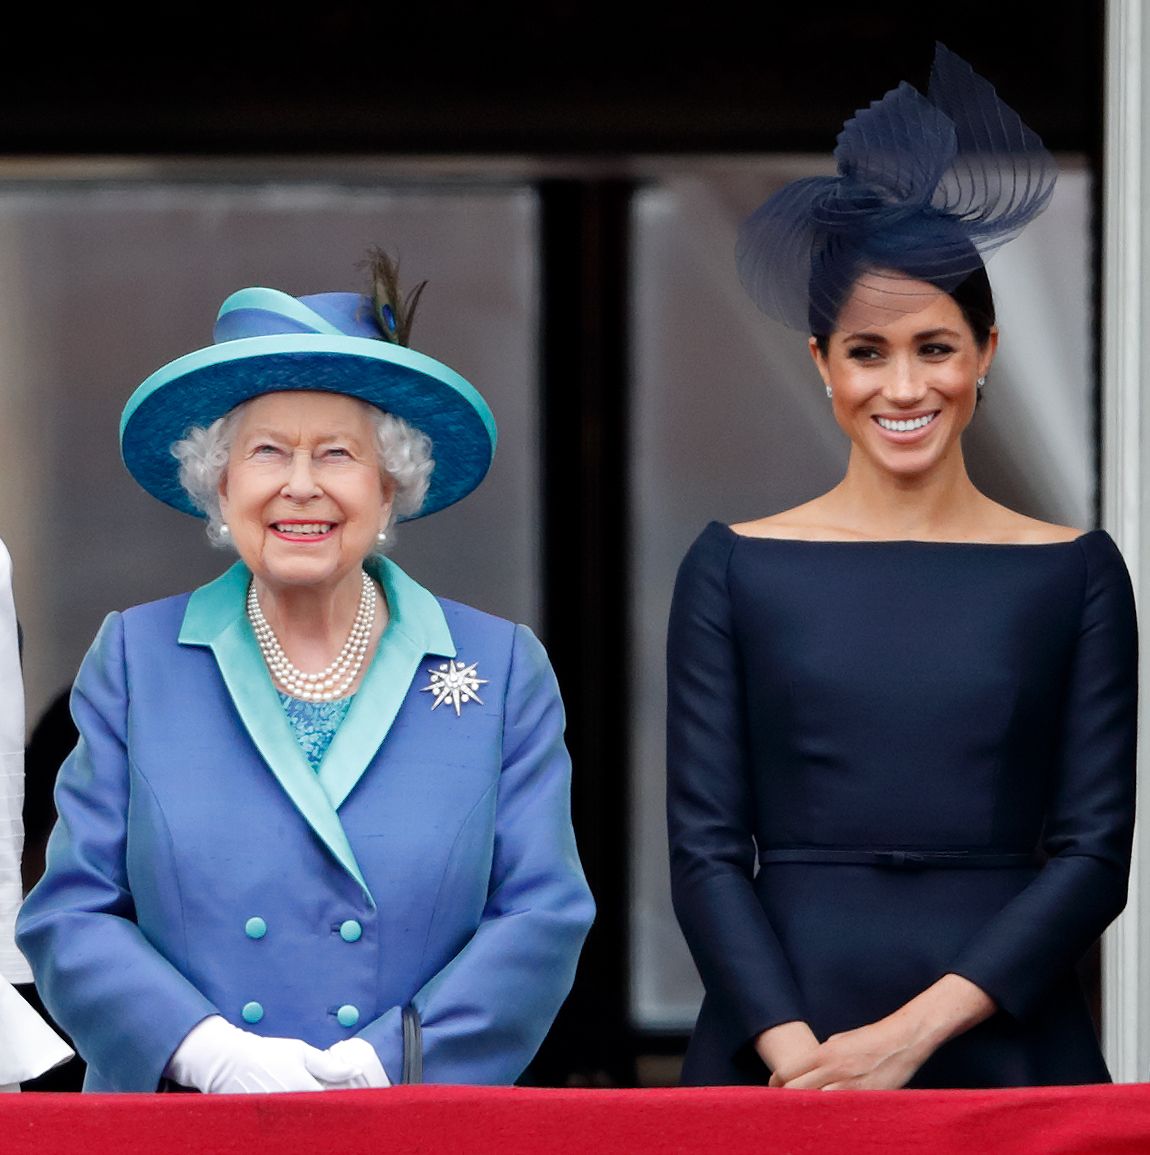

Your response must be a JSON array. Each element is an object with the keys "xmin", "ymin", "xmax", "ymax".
[
  {"xmin": 825, "ymin": 385, "xmax": 833, "ymax": 399},
  {"xmin": 219, "ymin": 524, "xmax": 230, "ymax": 539},
  {"xmin": 377, "ymin": 530, "xmax": 387, "ymax": 545}
]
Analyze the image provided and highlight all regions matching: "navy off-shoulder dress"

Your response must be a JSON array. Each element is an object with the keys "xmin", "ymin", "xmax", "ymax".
[{"xmin": 667, "ymin": 522, "xmax": 1137, "ymax": 1087}]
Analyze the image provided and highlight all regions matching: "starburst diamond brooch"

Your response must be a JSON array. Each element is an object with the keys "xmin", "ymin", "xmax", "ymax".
[{"xmin": 421, "ymin": 658, "xmax": 488, "ymax": 716}]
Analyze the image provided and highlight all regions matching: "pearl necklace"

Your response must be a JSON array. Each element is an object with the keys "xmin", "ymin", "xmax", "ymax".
[{"xmin": 247, "ymin": 570, "xmax": 376, "ymax": 701}]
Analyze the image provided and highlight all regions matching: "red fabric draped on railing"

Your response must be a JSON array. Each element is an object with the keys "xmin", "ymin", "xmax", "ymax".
[{"xmin": 5, "ymin": 1083, "xmax": 1150, "ymax": 1153}]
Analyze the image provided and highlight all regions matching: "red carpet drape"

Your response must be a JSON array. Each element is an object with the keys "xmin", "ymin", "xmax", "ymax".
[{"xmin": 5, "ymin": 1083, "xmax": 1150, "ymax": 1153}]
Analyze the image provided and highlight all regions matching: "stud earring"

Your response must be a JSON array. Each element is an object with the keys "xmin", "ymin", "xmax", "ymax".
[
  {"xmin": 377, "ymin": 530, "xmax": 387, "ymax": 545},
  {"xmin": 825, "ymin": 385, "xmax": 833, "ymax": 399},
  {"xmin": 219, "ymin": 524, "xmax": 230, "ymax": 539},
  {"xmin": 977, "ymin": 376, "xmax": 986, "ymax": 387}
]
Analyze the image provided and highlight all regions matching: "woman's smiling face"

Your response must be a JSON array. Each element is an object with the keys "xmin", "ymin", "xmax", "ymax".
[
  {"xmin": 810, "ymin": 272, "xmax": 997, "ymax": 480},
  {"xmin": 218, "ymin": 391, "xmax": 391, "ymax": 595}
]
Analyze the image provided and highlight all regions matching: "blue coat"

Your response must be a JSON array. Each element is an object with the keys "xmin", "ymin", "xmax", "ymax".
[{"xmin": 17, "ymin": 556, "xmax": 594, "ymax": 1091}]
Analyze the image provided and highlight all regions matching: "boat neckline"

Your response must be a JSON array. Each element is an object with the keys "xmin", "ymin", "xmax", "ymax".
[{"xmin": 715, "ymin": 521, "xmax": 1103, "ymax": 548}]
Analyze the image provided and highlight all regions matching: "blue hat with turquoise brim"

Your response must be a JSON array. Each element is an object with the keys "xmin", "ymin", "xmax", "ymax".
[{"xmin": 120, "ymin": 286, "xmax": 498, "ymax": 520}]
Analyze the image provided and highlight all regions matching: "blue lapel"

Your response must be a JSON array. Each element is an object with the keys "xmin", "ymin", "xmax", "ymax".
[
  {"xmin": 319, "ymin": 556, "xmax": 456, "ymax": 809},
  {"xmin": 178, "ymin": 557, "xmax": 456, "ymax": 904}
]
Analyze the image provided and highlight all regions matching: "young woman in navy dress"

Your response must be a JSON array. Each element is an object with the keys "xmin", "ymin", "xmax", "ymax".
[{"xmin": 667, "ymin": 46, "xmax": 1137, "ymax": 1089}]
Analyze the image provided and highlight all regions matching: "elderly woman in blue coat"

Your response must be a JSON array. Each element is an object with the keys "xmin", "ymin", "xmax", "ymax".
[{"xmin": 16, "ymin": 257, "xmax": 594, "ymax": 1093}]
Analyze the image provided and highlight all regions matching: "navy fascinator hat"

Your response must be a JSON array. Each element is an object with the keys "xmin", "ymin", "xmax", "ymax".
[{"xmin": 736, "ymin": 43, "xmax": 1056, "ymax": 334}]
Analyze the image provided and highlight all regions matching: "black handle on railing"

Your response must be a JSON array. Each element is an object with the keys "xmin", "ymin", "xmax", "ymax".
[{"xmin": 401, "ymin": 1006, "xmax": 422, "ymax": 1085}]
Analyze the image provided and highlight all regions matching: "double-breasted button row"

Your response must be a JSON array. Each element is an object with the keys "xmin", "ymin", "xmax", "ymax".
[
  {"xmin": 243, "ymin": 917, "xmax": 365, "ymax": 941},
  {"xmin": 236, "ymin": 1002, "xmax": 361, "ymax": 1028},
  {"xmin": 238, "ymin": 916, "xmax": 365, "ymax": 1031}
]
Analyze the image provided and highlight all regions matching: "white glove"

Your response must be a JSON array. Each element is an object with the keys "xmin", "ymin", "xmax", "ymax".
[
  {"xmin": 305, "ymin": 1038, "xmax": 390, "ymax": 1090},
  {"xmin": 165, "ymin": 1015, "xmax": 359, "ymax": 1094}
]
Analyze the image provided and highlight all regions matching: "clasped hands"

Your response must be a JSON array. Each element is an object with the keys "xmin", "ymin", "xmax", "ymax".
[
  {"xmin": 166, "ymin": 1015, "xmax": 390, "ymax": 1094},
  {"xmin": 756, "ymin": 974, "xmax": 994, "ymax": 1090},
  {"xmin": 758, "ymin": 1018, "xmax": 928, "ymax": 1091}
]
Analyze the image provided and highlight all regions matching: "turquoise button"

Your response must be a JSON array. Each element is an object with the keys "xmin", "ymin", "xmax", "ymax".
[
  {"xmin": 241, "ymin": 1001, "xmax": 264, "ymax": 1024},
  {"xmin": 339, "ymin": 920, "xmax": 362, "ymax": 943},
  {"xmin": 336, "ymin": 1004, "xmax": 360, "ymax": 1028},
  {"xmin": 245, "ymin": 917, "xmax": 267, "ymax": 940}
]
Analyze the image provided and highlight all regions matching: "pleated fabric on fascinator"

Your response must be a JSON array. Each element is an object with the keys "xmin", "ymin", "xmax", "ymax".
[{"xmin": 736, "ymin": 43, "xmax": 1056, "ymax": 334}]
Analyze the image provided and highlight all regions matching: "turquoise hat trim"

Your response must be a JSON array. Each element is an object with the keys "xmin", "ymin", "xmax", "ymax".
[
  {"xmin": 120, "ymin": 294, "xmax": 498, "ymax": 521},
  {"xmin": 219, "ymin": 287, "xmax": 348, "ymax": 338}
]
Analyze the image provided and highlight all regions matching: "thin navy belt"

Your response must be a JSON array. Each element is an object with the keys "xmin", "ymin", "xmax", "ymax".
[{"xmin": 757, "ymin": 848, "xmax": 1038, "ymax": 870}]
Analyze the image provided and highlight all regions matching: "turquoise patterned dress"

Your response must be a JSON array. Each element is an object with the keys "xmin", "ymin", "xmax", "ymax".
[{"xmin": 278, "ymin": 692, "xmax": 355, "ymax": 772}]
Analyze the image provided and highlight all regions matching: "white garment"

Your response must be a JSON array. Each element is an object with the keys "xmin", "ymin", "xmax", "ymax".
[
  {"xmin": 0, "ymin": 537, "xmax": 29, "ymax": 985},
  {"xmin": 0, "ymin": 538, "xmax": 73, "ymax": 1083},
  {"xmin": 0, "ymin": 978, "xmax": 72, "ymax": 1085}
]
